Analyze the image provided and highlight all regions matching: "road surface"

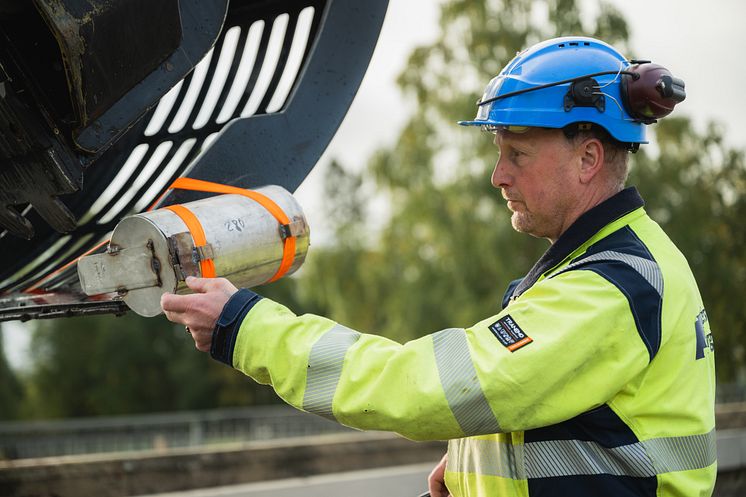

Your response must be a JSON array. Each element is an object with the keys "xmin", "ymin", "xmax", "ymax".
[{"xmin": 139, "ymin": 462, "xmax": 433, "ymax": 497}]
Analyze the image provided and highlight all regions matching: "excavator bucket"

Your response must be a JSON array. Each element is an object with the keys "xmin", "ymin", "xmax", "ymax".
[{"xmin": 0, "ymin": 0, "xmax": 388, "ymax": 321}]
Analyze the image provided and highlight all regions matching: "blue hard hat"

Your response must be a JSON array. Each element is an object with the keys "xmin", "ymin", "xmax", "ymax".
[{"xmin": 459, "ymin": 36, "xmax": 648, "ymax": 144}]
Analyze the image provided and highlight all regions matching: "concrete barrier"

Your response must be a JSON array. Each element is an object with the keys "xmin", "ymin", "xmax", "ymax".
[
  {"xmin": 0, "ymin": 432, "xmax": 445, "ymax": 497},
  {"xmin": 714, "ymin": 428, "xmax": 746, "ymax": 497},
  {"xmin": 716, "ymin": 403, "xmax": 746, "ymax": 430}
]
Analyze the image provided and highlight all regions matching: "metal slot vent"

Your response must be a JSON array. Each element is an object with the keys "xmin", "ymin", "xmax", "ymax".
[{"xmin": 0, "ymin": 3, "xmax": 321, "ymax": 295}]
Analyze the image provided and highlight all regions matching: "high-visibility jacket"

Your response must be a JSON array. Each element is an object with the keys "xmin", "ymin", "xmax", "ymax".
[{"xmin": 210, "ymin": 187, "xmax": 716, "ymax": 496}]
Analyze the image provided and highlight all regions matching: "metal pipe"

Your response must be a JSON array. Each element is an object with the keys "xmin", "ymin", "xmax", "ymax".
[{"xmin": 77, "ymin": 185, "xmax": 309, "ymax": 317}]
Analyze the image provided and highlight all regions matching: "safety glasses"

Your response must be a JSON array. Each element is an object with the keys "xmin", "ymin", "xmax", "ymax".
[{"xmin": 482, "ymin": 125, "xmax": 531, "ymax": 135}]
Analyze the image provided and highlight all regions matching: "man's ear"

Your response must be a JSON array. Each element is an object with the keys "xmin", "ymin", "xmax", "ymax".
[{"xmin": 577, "ymin": 138, "xmax": 604, "ymax": 184}]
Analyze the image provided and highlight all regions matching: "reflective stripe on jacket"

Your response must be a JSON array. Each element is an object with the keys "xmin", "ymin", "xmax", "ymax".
[{"xmin": 212, "ymin": 187, "xmax": 716, "ymax": 496}]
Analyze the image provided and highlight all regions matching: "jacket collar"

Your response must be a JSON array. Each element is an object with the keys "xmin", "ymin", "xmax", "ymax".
[{"xmin": 511, "ymin": 186, "xmax": 645, "ymax": 299}]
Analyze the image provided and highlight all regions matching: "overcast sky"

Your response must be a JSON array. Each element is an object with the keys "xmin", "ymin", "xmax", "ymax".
[{"xmin": 3, "ymin": 0, "xmax": 745, "ymax": 371}]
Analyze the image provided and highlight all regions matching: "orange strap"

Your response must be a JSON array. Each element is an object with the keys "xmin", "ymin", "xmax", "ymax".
[
  {"xmin": 164, "ymin": 204, "xmax": 217, "ymax": 278},
  {"xmin": 164, "ymin": 178, "xmax": 296, "ymax": 283}
]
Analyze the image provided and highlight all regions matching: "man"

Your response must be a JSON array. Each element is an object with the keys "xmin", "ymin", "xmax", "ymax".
[{"xmin": 162, "ymin": 37, "xmax": 716, "ymax": 496}]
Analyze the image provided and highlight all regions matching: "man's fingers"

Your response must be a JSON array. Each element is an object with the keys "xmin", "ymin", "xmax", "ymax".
[
  {"xmin": 186, "ymin": 276, "xmax": 239, "ymax": 297},
  {"xmin": 161, "ymin": 292, "xmax": 196, "ymax": 314},
  {"xmin": 193, "ymin": 333, "xmax": 212, "ymax": 352},
  {"xmin": 162, "ymin": 309, "xmax": 185, "ymax": 325},
  {"xmin": 185, "ymin": 276, "xmax": 211, "ymax": 293},
  {"xmin": 428, "ymin": 453, "xmax": 450, "ymax": 497},
  {"xmin": 161, "ymin": 278, "xmax": 235, "ymax": 354}
]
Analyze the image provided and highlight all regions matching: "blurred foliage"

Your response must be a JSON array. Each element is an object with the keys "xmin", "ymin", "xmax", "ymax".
[
  {"xmin": 17, "ymin": 313, "xmax": 278, "ymax": 419},
  {"xmin": 0, "ymin": 327, "xmax": 24, "ymax": 419},
  {"xmin": 5, "ymin": 0, "xmax": 744, "ymax": 420}
]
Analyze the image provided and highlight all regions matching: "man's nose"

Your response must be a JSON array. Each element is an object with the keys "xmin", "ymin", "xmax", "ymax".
[{"xmin": 491, "ymin": 156, "xmax": 510, "ymax": 189}]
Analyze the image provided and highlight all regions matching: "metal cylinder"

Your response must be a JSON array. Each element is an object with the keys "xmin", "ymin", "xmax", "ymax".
[{"xmin": 77, "ymin": 185, "xmax": 310, "ymax": 317}]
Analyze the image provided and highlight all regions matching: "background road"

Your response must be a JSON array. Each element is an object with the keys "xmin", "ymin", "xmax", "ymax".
[{"xmin": 139, "ymin": 463, "xmax": 432, "ymax": 497}]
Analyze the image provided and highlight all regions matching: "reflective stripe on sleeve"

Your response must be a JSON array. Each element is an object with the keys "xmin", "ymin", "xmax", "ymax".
[
  {"xmin": 450, "ymin": 429, "xmax": 716, "ymax": 480},
  {"xmin": 302, "ymin": 324, "xmax": 361, "ymax": 420},
  {"xmin": 432, "ymin": 328, "xmax": 501, "ymax": 436},
  {"xmin": 559, "ymin": 250, "xmax": 663, "ymax": 297}
]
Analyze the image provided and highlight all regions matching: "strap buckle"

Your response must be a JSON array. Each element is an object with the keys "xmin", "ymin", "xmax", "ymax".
[
  {"xmin": 193, "ymin": 243, "xmax": 215, "ymax": 263},
  {"xmin": 279, "ymin": 220, "xmax": 304, "ymax": 240}
]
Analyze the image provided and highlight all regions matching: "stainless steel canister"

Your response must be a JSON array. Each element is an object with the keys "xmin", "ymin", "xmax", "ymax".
[{"xmin": 77, "ymin": 185, "xmax": 309, "ymax": 317}]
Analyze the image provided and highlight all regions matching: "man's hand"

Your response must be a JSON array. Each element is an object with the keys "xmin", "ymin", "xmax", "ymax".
[
  {"xmin": 161, "ymin": 276, "xmax": 238, "ymax": 352},
  {"xmin": 428, "ymin": 453, "xmax": 450, "ymax": 497}
]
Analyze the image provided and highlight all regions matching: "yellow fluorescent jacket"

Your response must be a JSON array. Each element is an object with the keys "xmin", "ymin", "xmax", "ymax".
[{"xmin": 210, "ymin": 187, "xmax": 716, "ymax": 497}]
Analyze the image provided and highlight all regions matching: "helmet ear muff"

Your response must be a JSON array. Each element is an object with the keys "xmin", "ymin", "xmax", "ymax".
[{"xmin": 621, "ymin": 61, "xmax": 686, "ymax": 123}]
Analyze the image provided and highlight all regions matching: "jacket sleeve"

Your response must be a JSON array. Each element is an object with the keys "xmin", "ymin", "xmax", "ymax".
[{"xmin": 218, "ymin": 269, "xmax": 652, "ymax": 441}]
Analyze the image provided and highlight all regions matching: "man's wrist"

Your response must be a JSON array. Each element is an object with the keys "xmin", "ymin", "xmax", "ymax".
[{"xmin": 210, "ymin": 288, "xmax": 263, "ymax": 366}]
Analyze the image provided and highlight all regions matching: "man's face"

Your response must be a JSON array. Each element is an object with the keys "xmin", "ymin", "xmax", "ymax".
[{"xmin": 491, "ymin": 128, "xmax": 581, "ymax": 242}]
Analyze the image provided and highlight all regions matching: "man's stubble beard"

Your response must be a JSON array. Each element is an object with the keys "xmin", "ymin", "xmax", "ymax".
[{"xmin": 511, "ymin": 210, "xmax": 553, "ymax": 240}]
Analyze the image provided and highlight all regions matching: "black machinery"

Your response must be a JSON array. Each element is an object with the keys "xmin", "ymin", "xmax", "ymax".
[{"xmin": 0, "ymin": 0, "xmax": 389, "ymax": 321}]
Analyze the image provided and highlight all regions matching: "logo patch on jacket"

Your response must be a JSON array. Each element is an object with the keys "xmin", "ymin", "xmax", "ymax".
[{"xmin": 488, "ymin": 315, "xmax": 532, "ymax": 352}]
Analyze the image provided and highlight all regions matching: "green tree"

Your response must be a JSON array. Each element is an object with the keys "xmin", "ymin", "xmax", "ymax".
[
  {"xmin": 0, "ymin": 325, "xmax": 24, "ymax": 419},
  {"xmin": 23, "ymin": 313, "xmax": 277, "ymax": 418}
]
